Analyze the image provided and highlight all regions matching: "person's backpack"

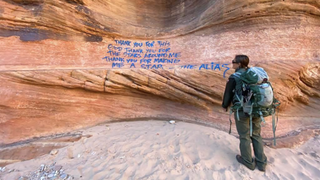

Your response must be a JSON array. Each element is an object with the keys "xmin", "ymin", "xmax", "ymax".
[{"xmin": 229, "ymin": 67, "xmax": 280, "ymax": 145}]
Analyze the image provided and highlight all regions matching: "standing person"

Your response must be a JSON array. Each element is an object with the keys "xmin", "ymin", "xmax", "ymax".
[{"xmin": 222, "ymin": 55, "xmax": 267, "ymax": 171}]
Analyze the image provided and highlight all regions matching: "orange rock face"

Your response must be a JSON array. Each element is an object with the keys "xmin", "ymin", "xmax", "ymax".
[{"xmin": 0, "ymin": 0, "xmax": 320, "ymax": 146}]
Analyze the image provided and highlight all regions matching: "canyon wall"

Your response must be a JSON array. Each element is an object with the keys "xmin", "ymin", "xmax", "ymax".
[{"xmin": 0, "ymin": 0, "xmax": 320, "ymax": 146}]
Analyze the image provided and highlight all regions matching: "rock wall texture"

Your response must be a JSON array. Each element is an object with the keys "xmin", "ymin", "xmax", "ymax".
[{"xmin": 0, "ymin": 0, "xmax": 320, "ymax": 146}]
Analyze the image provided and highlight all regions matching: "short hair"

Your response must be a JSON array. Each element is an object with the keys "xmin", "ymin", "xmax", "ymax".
[{"xmin": 234, "ymin": 55, "xmax": 249, "ymax": 68}]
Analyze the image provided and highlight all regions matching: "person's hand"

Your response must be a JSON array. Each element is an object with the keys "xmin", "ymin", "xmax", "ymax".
[{"xmin": 224, "ymin": 107, "xmax": 228, "ymax": 112}]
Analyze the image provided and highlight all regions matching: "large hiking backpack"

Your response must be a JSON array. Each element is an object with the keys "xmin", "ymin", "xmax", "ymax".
[{"xmin": 229, "ymin": 67, "xmax": 280, "ymax": 145}]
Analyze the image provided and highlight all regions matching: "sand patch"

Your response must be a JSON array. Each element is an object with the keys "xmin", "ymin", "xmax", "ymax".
[{"xmin": 1, "ymin": 121, "xmax": 319, "ymax": 180}]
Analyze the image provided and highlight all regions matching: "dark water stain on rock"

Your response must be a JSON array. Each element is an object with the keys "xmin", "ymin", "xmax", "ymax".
[
  {"xmin": 3, "ymin": 0, "xmax": 44, "ymax": 14},
  {"xmin": 76, "ymin": 5, "xmax": 91, "ymax": 15},
  {"xmin": 85, "ymin": 35, "xmax": 103, "ymax": 42},
  {"xmin": 64, "ymin": 0, "xmax": 85, "ymax": 5},
  {"xmin": 6, "ymin": 0, "xmax": 44, "ymax": 5},
  {"xmin": 19, "ymin": 28, "xmax": 48, "ymax": 41},
  {"xmin": 0, "ymin": 28, "xmax": 70, "ymax": 42},
  {"xmin": 0, "ymin": 28, "xmax": 45, "ymax": 41}
]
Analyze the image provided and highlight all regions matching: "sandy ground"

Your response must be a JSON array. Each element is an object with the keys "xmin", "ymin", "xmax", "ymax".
[{"xmin": 1, "ymin": 120, "xmax": 320, "ymax": 180}]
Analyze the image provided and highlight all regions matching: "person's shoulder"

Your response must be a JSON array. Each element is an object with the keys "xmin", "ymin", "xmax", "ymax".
[{"xmin": 230, "ymin": 72, "xmax": 241, "ymax": 79}]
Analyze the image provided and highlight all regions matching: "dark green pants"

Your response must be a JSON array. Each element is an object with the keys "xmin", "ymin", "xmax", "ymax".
[{"xmin": 235, "ymin": 110, "xmax": 267, "ymax": 169}]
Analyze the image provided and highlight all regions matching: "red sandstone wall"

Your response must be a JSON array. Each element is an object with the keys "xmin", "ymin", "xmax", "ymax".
[{"xmin": 0, "ymin": 0, "xmax": 319, "ymax": 146}]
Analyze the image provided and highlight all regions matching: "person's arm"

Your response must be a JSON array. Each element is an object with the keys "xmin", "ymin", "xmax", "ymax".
[{"xmin": 222, "ymin": 77, "xmax": 236, "ymax": 110}]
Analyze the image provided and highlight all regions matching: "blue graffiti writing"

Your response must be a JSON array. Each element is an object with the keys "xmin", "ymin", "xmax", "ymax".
[
  {"xmin": 102, "ymin": 56, "xmax": 125, "ymax": 62},
  {"xmin": 141, "ymin": 64, "xmax": 163, "ymax": 70},
  {"xmin": 158, "ymin": 48, "xmax": 171, "ymax": 53},
  {"xmin": 214, "ymin": 63, "xmax": 221, "ymax": 70},
  {"xmin": 197, "ymin": 63, "xmax": 230, "ymax": 78},
  {"xmin": 168, "ymin": 53, "xmax": 181, "ymax": 58},
  {"xmin": 103, "ymin": 40, "xmax": 228, "ymax": 78},
  {"xmin": 124, "ymin": 48, "xmax": 143, "ymax": 54},
  {"xmin": 221, "ymin": 64, "xmax": 230, "ymax": 78},
  {"xmin": 112, "ymin": 63, "xmax": 124, "ymax": 68},
  {"xmin": 198, "ymin": 64, "xmax": 210, "ymax": 70},
  {"xmin": 146, "ymin": 41, "xmax": 155, "ymax": 47},
  {"xmin": 154, "ymin": 58, "xmax": 180, "ymax": 64},
  {"xmin": 123, "ymin": 52, "xmax": 141, "ymax": 58},
  {"xmin": 199, "ymin": 62, "xmax": 222, "ymax": 70},
  {"xmin": 180, "ymin": 64, "xmax": 196, "ymax": 69},
  {"xmin": 144, "ymin": 53, "xmax": 167, "ymax": 58},
  {"xmin": 133, "ymin": 42, "xmax": 143, "ymax": 47},
  {"xmin": 130, "ymin": 63, "xmax": 136, "ymax": 68},
  {"xmin": 115, "ymin": 40, "xmax": 131, "ymax": 46},
  {"xmin": 146, "ymin": 49, "xmax": 156, "ymax": 53},
  {"xmin": 126, "ymin": 59, "xmax": 138, "ymax": 63},
  {"xmin": 108, "ymin": 44, "xmax": 122, "ymax": 51},
  {"xmin": 106, "ymin": 51, "xmax": 120, "ymax": 56},
  {"xmin": 157, "ymin": 41, "xmax": 170, "ymax": 47},
  {"xmin": 140, "ymin": 59, "xmax": 152, "ymax": 64}
]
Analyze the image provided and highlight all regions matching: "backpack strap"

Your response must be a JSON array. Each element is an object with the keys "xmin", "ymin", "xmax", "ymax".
[
  {"xmin": 236, "ymin": 108, "xmax": 240, "ymax": 121},
  {"xmin": 232, "ymin": 72, "xmax": 242, "ymax": 78},
  {"xmin": 249, "ymin": 103, "xmax": 254, "ymax": 137},
  {"xmin": 258, "ymin": 111, "xmax": 266, "ymax": 124},
  {"xmin": 250, "ymin": 115, "xmax": 253, "ymax": 137},
  {"xmin": 272, "ymin": 98, "xmax": 281, "ymax": 146},
  {"xmin": 228, "ymin": 104, "xmax": 241, "ymax": 134},
  {"xmin": 235, "ymin": 94, "xmax": 243, "ymax": 106},
  {"xmin": 229, "ymin": 109, "xmax": 233, "ymax": 134},
  {"xmin": 272, "ymin": 111, "xmax": 276, "ymax": 146}
]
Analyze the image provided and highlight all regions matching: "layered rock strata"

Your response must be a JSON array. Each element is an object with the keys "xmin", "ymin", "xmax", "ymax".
[{"xmin": 0, "ymin": 0, "xmax": 319, "ymax": 146}]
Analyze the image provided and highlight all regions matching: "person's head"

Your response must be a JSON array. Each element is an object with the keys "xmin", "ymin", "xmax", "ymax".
[{"xmin": 232, "ymin": 55, "xmax": 250, "ymax": 69}]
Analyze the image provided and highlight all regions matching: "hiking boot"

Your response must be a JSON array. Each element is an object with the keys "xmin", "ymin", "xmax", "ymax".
[
  {"xmin": 257, "ymin": 166, "xmax": 266, "ymax": 172},
  {"xmin": 255, "ymin": 159, "xmax": 266, "ymax": 172},
  {"xmin": 236, "ymin": 155, "xmax": 255, "ymax": 170}
]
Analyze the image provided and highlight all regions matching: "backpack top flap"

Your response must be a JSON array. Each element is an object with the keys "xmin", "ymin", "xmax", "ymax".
[{"xmin": 241, "ymin": 67, "xmax": 269, "ymax": 84}]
